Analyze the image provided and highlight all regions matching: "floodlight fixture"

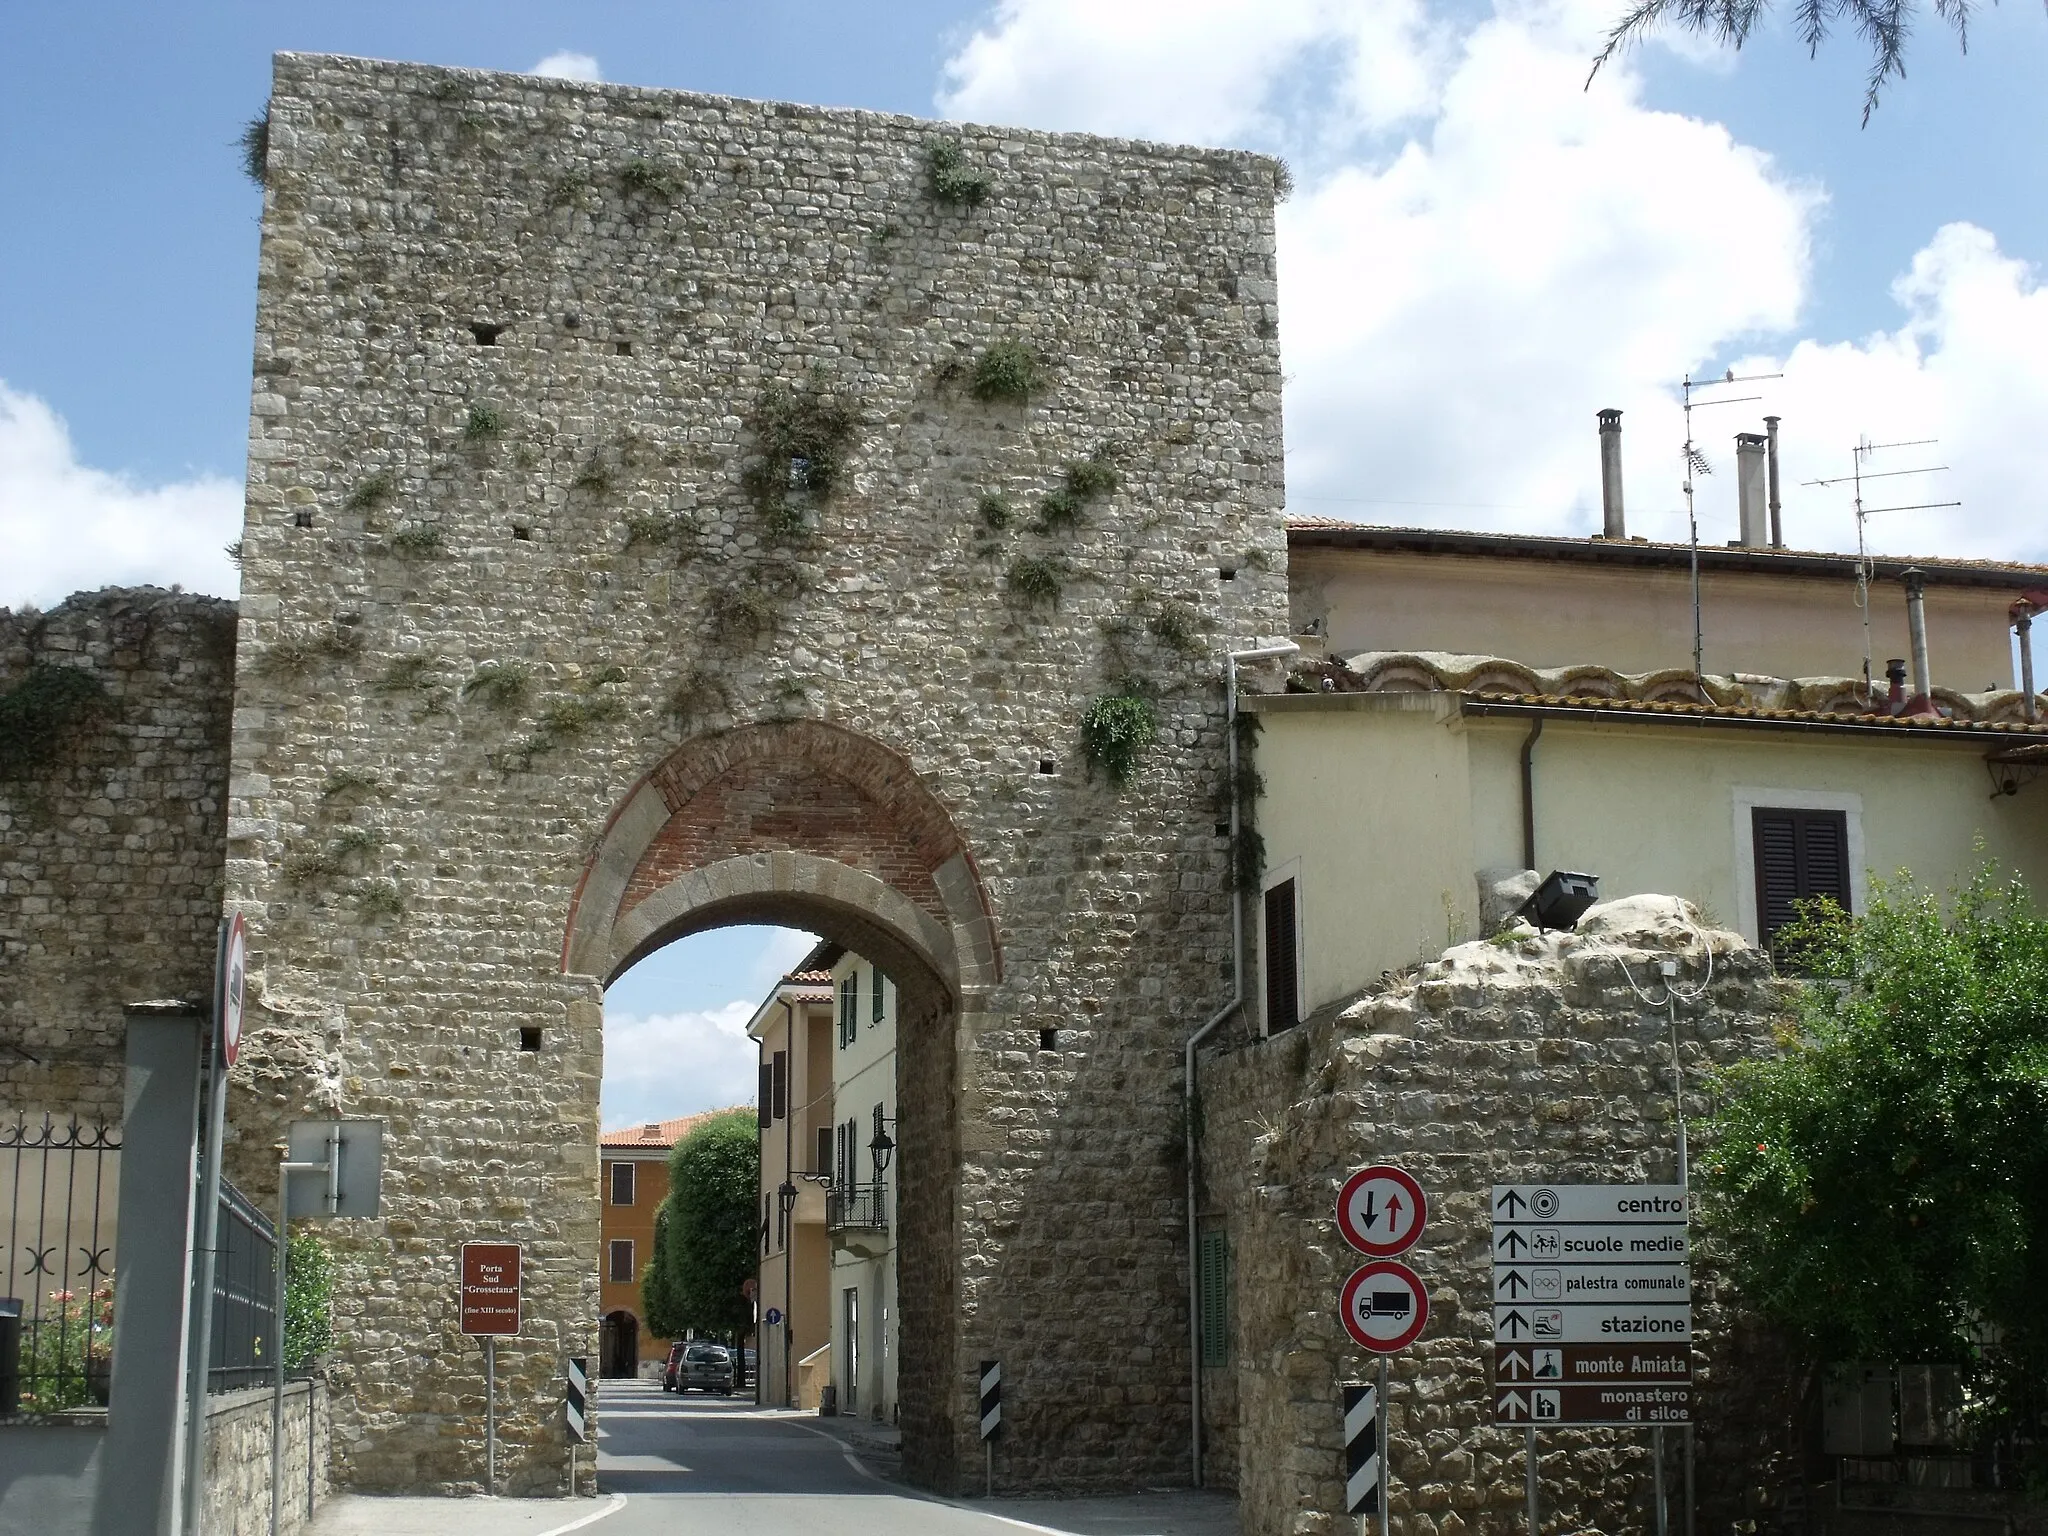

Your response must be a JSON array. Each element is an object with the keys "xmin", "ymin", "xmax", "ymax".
[{"xmin": 1518, "ymin": 870, "xmax": 1600, "ymax": 932}]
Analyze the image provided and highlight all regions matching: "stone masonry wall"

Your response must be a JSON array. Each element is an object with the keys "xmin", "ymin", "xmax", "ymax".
[
  {"xmin": 1200, "ymin": 897, "xmax": 1801, "ymax": 1536},
  {"xmin": 230, "ymin": 53, "xmax": 1288, "ymax": 1494},
  {"xmin": 202, "ymin": 1378, "xmax": 333, "ymax": 1536},
  {"xmin": 0, "ymin": 589, "xmax": 237, "ymax": 1123}
]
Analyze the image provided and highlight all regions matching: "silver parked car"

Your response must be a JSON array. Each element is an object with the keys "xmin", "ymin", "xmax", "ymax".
[{"xmin": 679, "ymin": 1341, "xmax": 734, "ymax": 1394}]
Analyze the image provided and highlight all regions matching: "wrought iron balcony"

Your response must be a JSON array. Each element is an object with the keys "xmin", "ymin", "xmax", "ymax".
[{"xmin": 825, "ymin": 1182, "xmax": 887, "ymax": 1233}]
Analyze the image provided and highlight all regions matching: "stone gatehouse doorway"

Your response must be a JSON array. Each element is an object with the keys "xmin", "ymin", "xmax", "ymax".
[{"xmin": 567, "ymin": 719, "xmax": 998, "ymax": 1487}]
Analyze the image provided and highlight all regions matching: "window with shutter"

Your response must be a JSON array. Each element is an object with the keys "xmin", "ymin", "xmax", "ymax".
[
  {"xmin": 816, "ymin": 1126, "xmax": 833, "ymax": 1178},
  {"xmin": 1264, "ymin": 878, "xmax": 1300, "ymax": 1034},
  {"xmin": 608, "ymin": 1238, "xmax": 634, "ymax": 1283},
  {"xmin": 840, "ymin": 973, "xmax": 859, "ymax": 1047},
  {"xmin": 610, "ymin": 1161, "xmax": 635, "ymax": 1206},
  {"xmin": 1198, "ymin": 1228, "xmax": 1230, "ymax": 1367},
  {"xmin": 1752, "ymin": 807, "xmax": 1852, "ymax": 952},
  {"xmin": 873, "ymin": 969, "xmax": 886, "ymax": 1024}
]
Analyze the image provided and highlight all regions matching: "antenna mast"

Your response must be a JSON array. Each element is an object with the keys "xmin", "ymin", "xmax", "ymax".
[
  {"xmin": 1801, "ymin": 438, "xmax": 1958, "ymax": 701},
  {"xmin": 1678, "ymin": 369, "xmax": 1781, "ymax": 686}
]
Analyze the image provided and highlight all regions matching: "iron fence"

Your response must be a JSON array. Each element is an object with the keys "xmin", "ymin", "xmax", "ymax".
[
  {"xmin": 1, "ymin": 1113, "xmax": 119, "ymax": 1416},
  {"xmin": 207, "ymin": 1176, "xmax": 278, "ymax": 1393}
]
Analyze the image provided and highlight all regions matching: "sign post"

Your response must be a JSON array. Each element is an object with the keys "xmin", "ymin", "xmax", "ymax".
[
  {"xmin": 1491, "ymin": 1185, "xmax": 1690, "ymax": 1532},
  {"xmin": 460, "ymin": 1242, "xmax": 523, "ymax": 1495},
  {"xmin": 183, "ymin": 913, "xmax": 248, "ymax": 1536},
  {"xmin": 1336, "ymin": 1165, "xmax": 1428, "ymax": 1535}
]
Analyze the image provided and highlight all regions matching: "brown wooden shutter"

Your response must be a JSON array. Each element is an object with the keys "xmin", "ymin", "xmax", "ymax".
[{"xmin": 1752, "ymin": 807, "xmax": 1851, "ymax": 950}]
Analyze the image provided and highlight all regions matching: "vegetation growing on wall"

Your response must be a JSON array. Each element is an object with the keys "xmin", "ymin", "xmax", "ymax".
[
  {"xmin": 345, "ymin": 472, "xmax": 398, "ymax": 513},
  {"xmin": 320, "ymin": 768, "xmax": 379, "ymax": 800},
  {"xmin": 0, "ymin": 663, "xmax": 108, "ymax": 780},
  {"xmin": 462, "ymin": 405, "xmax": 505, "ymax": 444},
  {"xmin": 259, "ymin": 624, "xmax": 363, "ymax": 678},
  {"xmin": 622, "ymin": 512, "xmax": 700, "ymax": 561},
  {"xmin": 461, "ymin": 661, "xmax": 530, "ymax": 713},
  {"xmin": 390, "ymin": 525, "xmax": 444, "ymax": 558},
  {"xmin": 740, "ymin": 373, "xmax": 859, "ymax": 539},
  {"xmin": 1006, "ymin": 554, "xmax": 1068, "ymax": 609},
  {"xmin": 617, "ymin": 158, "xmax": 676, "ymax": 200},
  {"xmin": 978, "ymin": 494, "xmax": 1013, "ymax": 532},
  {"xmin": 971, "ymin": 341, "xmax": 1042, "ymax": 404},
  {"xmin": 667, "ymin": 667, "xmax": 729, "ymax": 731},
  {"xmin": 1230, "ymin": 710, "xmax": 1266, "ymax": 889},
  {"xmin": 240, "ymin": 110, "xmax": 270, "ymax": 188},
  {"xmin": 924, "ymin": 138, "xmax": 990, "ymax": 207},
  {"xmin": 1148, "ymin": 598, "xmax": 1206, "ymax": 658},
  {"xmin": 1080, "ymin": 688, "xmax": 1159, "ymax": 789}
]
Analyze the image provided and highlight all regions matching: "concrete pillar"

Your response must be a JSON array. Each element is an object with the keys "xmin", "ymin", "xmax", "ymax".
[{"xmin": 99, "ymin": 1006, "xmax": 204, "ymax": 1536}]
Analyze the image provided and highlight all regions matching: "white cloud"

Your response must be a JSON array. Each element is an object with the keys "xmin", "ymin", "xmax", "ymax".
[
  {"xmin": 601, "ymin": 1000, "xmax": 759, "ymax": 1133},
  {"xmin": 531, "ymin": 51, "xmax": 603, "ymax": 83},
  {"xmin": 935, "ymin": 0, "xmax": 2048, "ymax": 573},
  {"xmin": 0, "ymin": 381, "xmax": 242, "ymax": 611}
]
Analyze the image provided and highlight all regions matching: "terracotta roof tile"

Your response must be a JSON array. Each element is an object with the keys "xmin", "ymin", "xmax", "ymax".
[{"xmin": 599, "ymin": 1106, "xmax": 751, "ymax": 1149}]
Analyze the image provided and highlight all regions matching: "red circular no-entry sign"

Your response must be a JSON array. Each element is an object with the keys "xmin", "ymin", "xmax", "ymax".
[
  {"xmin": 219, "ymin": 912, "xmax": 249, "ymax": 1069},
  {"xmin": 1336, "ymin": 1164, "xmax": 1427, "ymax": 1256},
  {"xmin": 1340, "ymin": 1260, "xmax": 1430, "ymax": 1354}
]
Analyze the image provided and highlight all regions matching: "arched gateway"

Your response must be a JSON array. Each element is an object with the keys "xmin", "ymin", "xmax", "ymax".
[
  {"xmin": 224, "ymin": 54, "xmax": 1287, "ymax": 1497},
  {"xmin": 566, "ymin": 720, "xmax": 997, "ymax": 1479}
]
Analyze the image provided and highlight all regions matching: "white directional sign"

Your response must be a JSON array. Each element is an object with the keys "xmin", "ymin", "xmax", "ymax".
[{"xmin": 1490, "ymin": 1184, "xmax": 1692, "ymax": 1424}]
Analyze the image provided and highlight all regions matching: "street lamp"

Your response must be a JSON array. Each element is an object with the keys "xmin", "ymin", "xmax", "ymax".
[{"xmin": 867, "ymin": 1127, "xmax": 895, "ymax": 1182}]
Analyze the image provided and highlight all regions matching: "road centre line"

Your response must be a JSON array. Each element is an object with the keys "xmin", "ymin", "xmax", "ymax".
[{"xmin": 534, "ymin": 1493, "xmax": 628, "ymax": 1536}]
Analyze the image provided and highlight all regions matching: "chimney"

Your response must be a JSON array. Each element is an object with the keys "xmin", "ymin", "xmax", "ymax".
[
  {"xmin": 1735, "ymin": 432, "xmax": 1769, "ymax": 547},
  {"xmin": 1902, "ymin": 567, "xmax": 1937, "ymax": 714},
  {"xmin": 1763, "ymin": 415, "xmax": 1783, "ymax": 548},
  {"xmin": 1597, "ymin": 409, "xmax": 1625, "ymax": 539},
  {"xmin": 2015, "ymin": 603, "xmax": 2038, "ymax": 723},
  {"xmin": 1886, "ymin": 658, "xmax": 1908, "ymax": 714}
]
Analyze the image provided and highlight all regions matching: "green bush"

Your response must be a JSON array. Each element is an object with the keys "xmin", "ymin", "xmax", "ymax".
[
  {"xmin": 925, "ymin": 138, "xmax": 990, "ymax": 207},
  {"xmin": 1006, "ymin": 555, "xmax": 1066, "ymax": 608},
  {"xmin": 1080, "ymin": 690, "xmax": 1158, "ymax": 788},
  {"xmin": 283, "ymin": 1232, "xmax": 334, "ymax": 1370},
  {"xmin": 971, "ymin": 341, "xmax": 1041, "ymax": 404}
]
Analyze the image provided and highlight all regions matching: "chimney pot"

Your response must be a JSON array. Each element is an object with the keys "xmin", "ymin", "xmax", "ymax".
[
  {"xmin": 1735, "ymin": 432, "xmax": 1769, "ymax": 548},
  {"xmin": 1902, "ymin": 568, "xmax": 1937, "ymax": 714},
  {"xmin": 1597, "ymin": 409, "xmax": 1625, "ymax": 540},
  {"xmin": 1763, "ymin": 416, "xmax": 1784, "ymax": 548}
]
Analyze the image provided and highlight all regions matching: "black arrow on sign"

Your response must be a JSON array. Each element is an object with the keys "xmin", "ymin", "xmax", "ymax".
[
  {"xmin": 1496, "ymin": 1229, "xmax": 1527, "ymax": 1257},
  {"xmin": 1498, "ymin": 1270, "xmax": 1529, "ymax": 1298},
  {"xmin": 1499, "ymin": 1309, "xmax": 1530, "ymax": 1339},
  {"xmin": 1498, "ymin": 1349, "xmax": 1532, "ymax": 1381},
  {"xmin": 1496, "ymin": 1190, "xmax": 1527, "ymax": 1218}
]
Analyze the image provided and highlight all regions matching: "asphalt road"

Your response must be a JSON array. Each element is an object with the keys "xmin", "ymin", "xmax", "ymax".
[{"xmin": 591, "ymin": 1379, "xmax": 1237, "ymax": 1536}]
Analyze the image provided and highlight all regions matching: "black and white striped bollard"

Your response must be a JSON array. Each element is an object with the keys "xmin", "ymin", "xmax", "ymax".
[
  {"xmin": 1344, "ymin": 1377, "xmax": 1382, "ymax": 1534},
  {"xmin": 979, "ymin": 1359, "xmax": 1001, "ymax": 1496},
  {"xmin": 566, "ymin": 1356, "xmax": 588, "ymax": 1494}
]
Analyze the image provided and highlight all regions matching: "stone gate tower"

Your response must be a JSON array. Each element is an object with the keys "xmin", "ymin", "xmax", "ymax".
[{"xmin": 228, "ymin": 53, "xmax": 1287, "ymax": 1494}]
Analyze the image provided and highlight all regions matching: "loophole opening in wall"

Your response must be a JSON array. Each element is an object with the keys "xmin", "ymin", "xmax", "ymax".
[{"xmin": 470, "ymin": 322, "xmax": 508, "ymax": 346}]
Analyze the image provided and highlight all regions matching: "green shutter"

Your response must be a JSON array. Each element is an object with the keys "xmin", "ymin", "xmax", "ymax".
[{"xmin": 1198, "ymin": 1228, "xmax": 1230, "ymax": 1367}]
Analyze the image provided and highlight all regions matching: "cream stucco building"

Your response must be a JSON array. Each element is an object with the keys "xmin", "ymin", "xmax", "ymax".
[
  {"xmin": 1255, "ymin": 521, "xmax": 2048, "ymax": 1028},
  {"xmin": 747, "ymin": 951, "xmax": 836, "ymax": 1408},
  {"xmin": 825, "ymin": 948, "xmax": 899, "ymax": 1423}
]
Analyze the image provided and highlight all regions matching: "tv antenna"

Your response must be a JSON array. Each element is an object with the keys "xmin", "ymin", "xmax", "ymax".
[
  {"xmin": 1801, "ymin": 437, "xmax": 1960, "ymax": 700},
  {"xmin": 1679, "ymin": 369, "xmax": 1782, "ymax": 685}
]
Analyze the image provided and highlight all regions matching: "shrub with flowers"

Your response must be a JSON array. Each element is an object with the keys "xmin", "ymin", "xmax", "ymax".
[{"xmin": 17, "ymin": 1282, "xmax": 114, "ymax": 1413}]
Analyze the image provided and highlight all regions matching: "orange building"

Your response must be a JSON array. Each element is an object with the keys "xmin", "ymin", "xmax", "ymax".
[{"xmin": 599, "ymin": 1109, "xmax": 744, "ymax": 1378}]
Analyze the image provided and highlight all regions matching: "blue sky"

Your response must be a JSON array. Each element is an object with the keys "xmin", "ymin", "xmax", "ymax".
[{"xmin": 4, "ymin": 0, "xmax": 2043, "ymax": 1121}]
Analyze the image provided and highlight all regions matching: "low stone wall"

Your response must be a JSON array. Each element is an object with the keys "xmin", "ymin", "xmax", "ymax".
[
  {"xmin": 202, "ymin": 1379, "xmax": 331, "ymax": 1536},
  {"xmin": 1199, "ymin": 896, "xmax": 1801, "ymax": 1536}
]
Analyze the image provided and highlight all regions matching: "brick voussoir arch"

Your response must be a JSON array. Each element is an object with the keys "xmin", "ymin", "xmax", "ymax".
[{"xmin": 563, "ymin": 718, "xmax": 1001, "ymax": 997}]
